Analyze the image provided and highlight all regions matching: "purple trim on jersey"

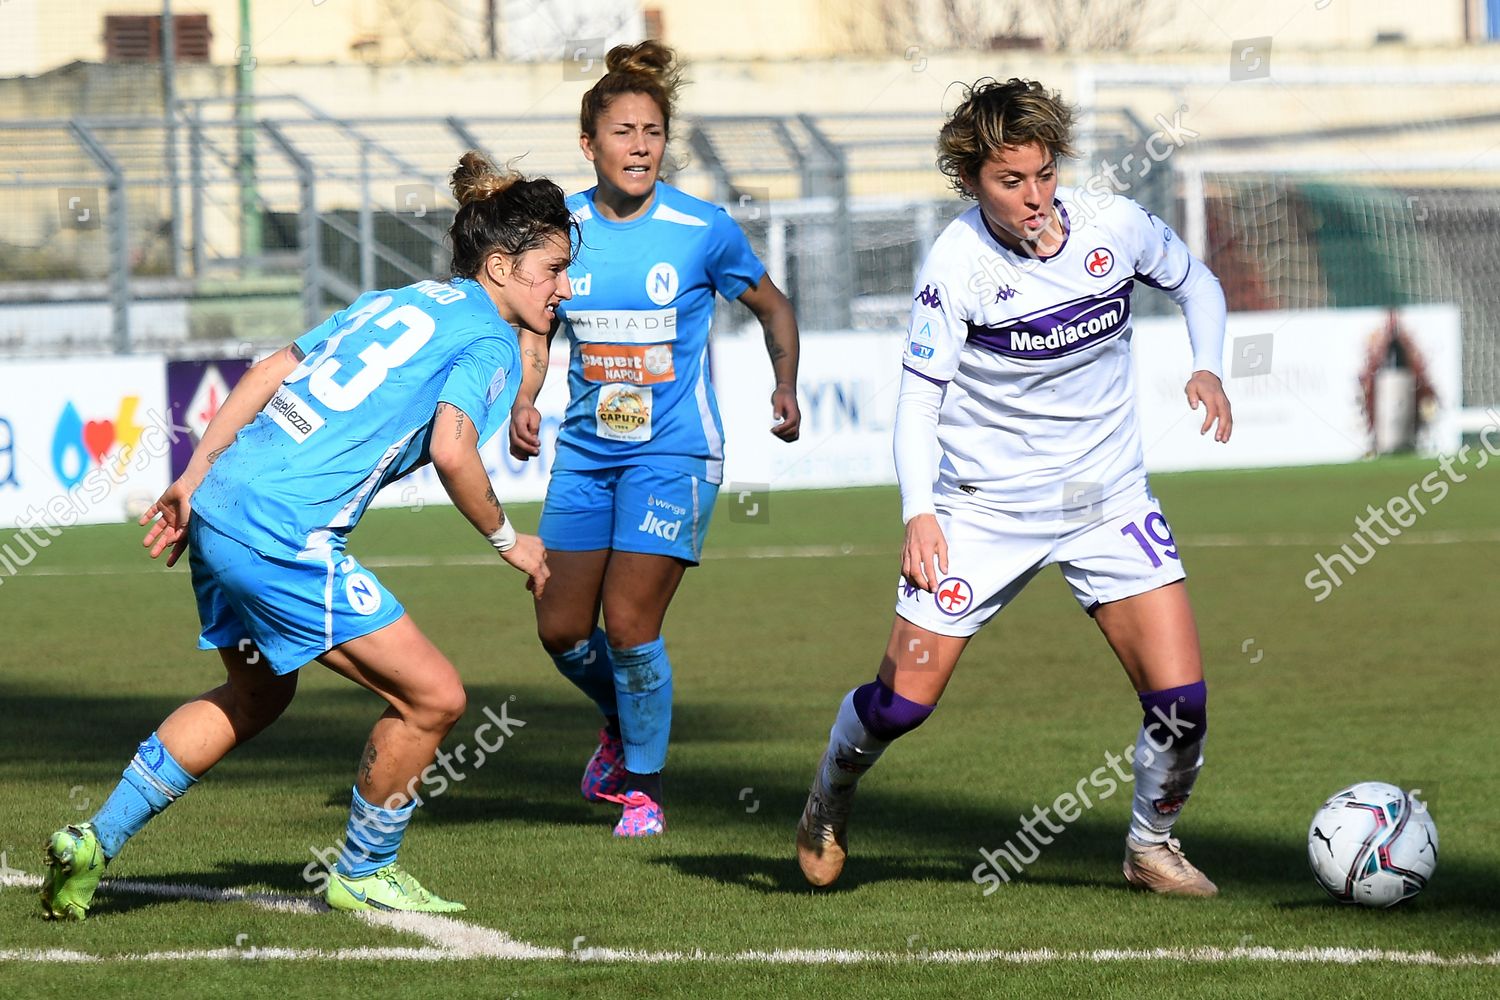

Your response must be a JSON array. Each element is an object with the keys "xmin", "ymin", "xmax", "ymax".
[
  {"xmin": 902, "ymin": 365, "xmax": 949, "ymax": 386},
  {"xmin": 966, "ymin": 278, "xmax": 1134, "ymax": 360},
  {"xmin": 977, "ymin": 200, "xmax": 1072, "ymax": 264},
  {"xmin": 1137, "ymin": 256, "xmax": 1191, "ymax": 293},
  {"xmin": 1046, "ymin": 201, "xmax": 1073, "ymax": 261}
]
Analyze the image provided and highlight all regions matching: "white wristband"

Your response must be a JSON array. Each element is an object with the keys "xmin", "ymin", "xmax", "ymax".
[{"xmin": 487, "ymin": 519, "xmax": 517, "ymax": 554}]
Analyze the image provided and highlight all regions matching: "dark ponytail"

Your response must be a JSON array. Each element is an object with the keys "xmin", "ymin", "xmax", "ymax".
[{"xmin": 447, "ymin": 150, "xmax": 576, "ymax": 278}]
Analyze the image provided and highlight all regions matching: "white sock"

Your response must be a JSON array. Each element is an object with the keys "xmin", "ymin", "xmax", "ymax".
[
  {"xmin": 818, "ymin": 690, "xmax": 890, "ymax": 793},
  {"xmin": 1128, "ymin": 725, "xmax": 1204, "ymax": 844}
]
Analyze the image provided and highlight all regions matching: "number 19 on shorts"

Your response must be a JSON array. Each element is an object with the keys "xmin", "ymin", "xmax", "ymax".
[{"xmin": 1120, "ymin": 511, "xmax": 1179, "ymax": 568}]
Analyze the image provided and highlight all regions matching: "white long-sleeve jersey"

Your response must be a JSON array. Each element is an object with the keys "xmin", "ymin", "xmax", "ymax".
[{"xmin": 896, "ymin": 187, "xmax": 1225, "ymax": 521}]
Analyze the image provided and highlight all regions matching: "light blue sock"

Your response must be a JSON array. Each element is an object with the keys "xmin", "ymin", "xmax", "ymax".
[
  {"xmin": 611, "ymin": 638, "xmax": 673, "ymax": 774},
  {"xmin": 90, "ymin": 732, "xmax": 198, "ymax": 859},
  {"xmin": 336, "ymin": 786, "xmax": 415, "ymax": 878},
  {"xmin": 551, "ymin": 628, "xmax": 618, "ymax": 718}
]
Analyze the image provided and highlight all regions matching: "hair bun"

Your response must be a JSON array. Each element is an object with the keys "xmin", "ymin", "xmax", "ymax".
[
  {"xmin": 604, "ymin": 40, "xmax": 676, "ymax": 78},
  {"xmin": 450, "ymin": 150, "xmax": 521, "ymax": 208}
]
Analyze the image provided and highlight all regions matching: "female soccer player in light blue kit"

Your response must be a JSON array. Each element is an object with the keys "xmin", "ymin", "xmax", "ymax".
[
  {"xmin": 40, "ymin": 153, "xmax": 570, "ymax": 919},
  {"xmin": 796, "ymin": 79, "xmax": 1234, "ymax": 895},
  {"xmin": 509, "ymin": 42, "xmax": 802, "ymax": 836}
]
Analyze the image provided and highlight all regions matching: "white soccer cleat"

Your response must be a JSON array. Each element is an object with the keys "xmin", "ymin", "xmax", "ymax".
[
  {"xmin": 1122, "ymin": 835, "xmax": 1219, "ymax": 897},
  {"xmin": 795, "ymin": 756, "xmax": 855, "ymax": 887}
]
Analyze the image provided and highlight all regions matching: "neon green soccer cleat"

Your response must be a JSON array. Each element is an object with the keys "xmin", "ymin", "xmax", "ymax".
[
  {"xmin": 41, "ymin": 823, "xmax": 107, "ymax": 921},
  {"xmin": 325, "ymin": 864, "xmax": 466, "ymax": 913}
]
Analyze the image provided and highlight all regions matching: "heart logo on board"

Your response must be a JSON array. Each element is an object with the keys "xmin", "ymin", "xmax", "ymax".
[{"xmin": 83, "ymin": 420, "xmax": 117, "ymax": 462}]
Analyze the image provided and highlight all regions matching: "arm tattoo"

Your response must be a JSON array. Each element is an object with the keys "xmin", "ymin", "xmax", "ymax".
[
  {"xmin": 763, "ymin": 327, "xmax": 788, "ymax": 363},
  {"xmin": 524, "ymin": 348, "xmax": 546, "ymax": 375},
  {"xmin": 207, "ymin": 446, "xmax": 229, "ymax": 465},
  {"xmin": 485, "ymin": 483, "xmax": 500, "ymax": 513}
]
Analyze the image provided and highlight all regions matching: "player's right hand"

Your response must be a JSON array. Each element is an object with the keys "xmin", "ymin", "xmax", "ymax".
[
  {"xmin": 141, "ymin": 477, "xmax": 195, "ymax": 568},
  {"xmin": 501, "ymin": 533, "xmax": 549, "ymax": 597},
  {"xmin": 509, "ymin": 403, "xmax": 542, "ymax": 461},
  {"xmin": 901, "ymin": 513, "xmax": 948, "ymax": 593}
]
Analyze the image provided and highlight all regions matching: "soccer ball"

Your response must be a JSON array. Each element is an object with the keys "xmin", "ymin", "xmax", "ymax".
[{"xmin": 1307, "ymin": 781, "xmax": 1438, "ymax": 907}]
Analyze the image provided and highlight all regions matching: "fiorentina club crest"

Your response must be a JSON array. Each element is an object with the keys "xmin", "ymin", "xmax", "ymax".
[
  {"xmin": 1085, "ymin": 247, "xmax": 1114, "ymax": 278},
  {"xmin": 935, "ymin": 576, "xmax": 973, "ymax": 616}
]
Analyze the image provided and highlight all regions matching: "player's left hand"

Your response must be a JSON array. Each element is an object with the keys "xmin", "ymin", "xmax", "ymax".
[
  {"xmin": 770, "ymin": 385, "xmax": 800, "ymax": 442},
  {"xmin": 141, "ymin": 476, "xmax": 195, "ymax": 567},
  {"xmin": 1186, "ymin": 371, "xmax": 1233, "ymax": 443}
]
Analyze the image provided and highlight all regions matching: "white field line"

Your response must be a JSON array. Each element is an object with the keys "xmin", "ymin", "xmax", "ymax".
[
  {"xmin": 3, "ymin": 871, "xmax": 1498, "ymax": 966},
  {"xmin": 11, "ymin": 529, "xmax": 1500, "ymax": 581},
  {"xmin": 0, "ymin": 871, "xmax": 558, "ymax": 962}
]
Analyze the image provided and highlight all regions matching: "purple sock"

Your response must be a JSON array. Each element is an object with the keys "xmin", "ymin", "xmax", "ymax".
[
  {"xmin": 1138, "ymin": 679, "xmax": 1207, "ymax": 746},
  {"xmin": 852, "ymin": 677, "xmax": 934, "ymax": 741}
]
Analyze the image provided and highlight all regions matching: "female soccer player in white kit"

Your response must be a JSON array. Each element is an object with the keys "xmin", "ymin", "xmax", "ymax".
[{"xmin": 796, "ymin": 78, "xmax": 1234, "ymax": 896}]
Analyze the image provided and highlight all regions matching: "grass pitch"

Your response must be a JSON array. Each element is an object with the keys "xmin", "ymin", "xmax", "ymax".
[{"xmin": 2, "ymin": 457, "xmax": 1498, "ymax": 997}]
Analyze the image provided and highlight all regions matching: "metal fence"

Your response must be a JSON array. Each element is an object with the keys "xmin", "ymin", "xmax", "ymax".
[{"xmin": 0, "ymin": 99, "xmax": 1162, "ymax": 354}]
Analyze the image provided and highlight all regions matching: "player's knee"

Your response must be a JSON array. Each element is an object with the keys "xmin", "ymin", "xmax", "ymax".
[
  {"xmin": 853, "ymin": 677, "xmax": 934, "ymax": 741},
  {"xmin": 425, "ymin": 683, "xmax": 468, "ymax": 732},
  {"xmin": 538, "ymin": 620, "xmax": 593, "ymax": 656},
  {"xmin": 401, "ymin": 677, "xmax": 467, "ymax": 734},
  {"xmin": 601, "ymin": 611, "xmax": 660, "ymax": 651},
  {"xmin": 227, "ymin": 673, "xmax": 297, "ymax": 738}
]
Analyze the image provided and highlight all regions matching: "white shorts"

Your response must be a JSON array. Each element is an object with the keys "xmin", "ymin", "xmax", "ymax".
[{"xmin": 895, "ymin": 484, "xmax": 1188, "ymax": 638}]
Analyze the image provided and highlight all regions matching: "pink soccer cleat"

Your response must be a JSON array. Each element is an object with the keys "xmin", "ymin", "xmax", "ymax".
[
  {"xmin": 600, "ymin": 790, "xmax": 665, "ymax": 837},
  {"xmin": 580, "ymin": 727, "xmax": 626, "ymax": 802}
]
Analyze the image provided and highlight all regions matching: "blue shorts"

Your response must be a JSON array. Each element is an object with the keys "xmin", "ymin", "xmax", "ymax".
[
  {"xmin": 539, "ymin": 466, "xmax": 717, "ymax": 564},
  {"xmin": 188, "ymin": 514, "xmax": 405, "ymax": 675}
]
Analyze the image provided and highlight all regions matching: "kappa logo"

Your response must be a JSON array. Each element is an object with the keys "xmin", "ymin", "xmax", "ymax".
[
  {"xmin": 637, "ymin": 509, "xmax": 683, "ymax": 541},
  {"xmin": 995, "ymin": 285, "xmax": 1018, "ymax": 302},
  {"xmin": 914, "ymin": 284, "xmax": 943, "ymax": 311},
  {"xmin": 935, "ymin": 576, "xmax": 974, "ymax": 616}
]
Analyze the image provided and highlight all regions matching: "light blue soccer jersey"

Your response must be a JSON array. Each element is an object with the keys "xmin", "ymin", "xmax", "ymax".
[
  {"xmin": 194, "ymin": 277, "xmax": 521, "ymax": 555},
  {"xmin": 553, "ymin": 182, "xmax": 764, "ymax": 484}
]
